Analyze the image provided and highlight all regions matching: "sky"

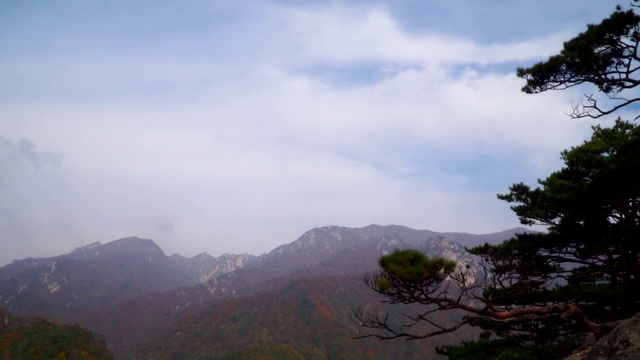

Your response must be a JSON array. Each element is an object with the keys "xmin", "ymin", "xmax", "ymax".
[{"xmin": 0, "ymin": 1, "xmax": 625, "ymax": 265}]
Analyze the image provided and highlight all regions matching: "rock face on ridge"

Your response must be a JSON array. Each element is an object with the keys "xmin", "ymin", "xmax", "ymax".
[
  {"xmin": 169, "ymin": 252, "xmax": 258, "ymax": 284},
  {"xmin": 0, "ymin": 237, "xmax": 256, "ymax": 317},
  {"xmin": 566, "ymin": 313, "xmax": 640, "ymax": 360}
]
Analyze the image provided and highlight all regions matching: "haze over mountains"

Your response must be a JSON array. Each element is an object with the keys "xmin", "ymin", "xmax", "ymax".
[{"xmin": 0, "ymin": 225, "xmax": 531, "ymax": 359}]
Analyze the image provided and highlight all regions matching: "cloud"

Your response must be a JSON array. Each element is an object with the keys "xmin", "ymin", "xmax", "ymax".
[
  {"xmin": 267, "ymin": 5, "xmax": 572, "ymax": 67},
  {"xmin": 0, "ymin": 137, "xmax": 77, "ymax": 264},
  {"xmin": 0, "ymin": 1, "xmax": 610, "ymax": 264}
]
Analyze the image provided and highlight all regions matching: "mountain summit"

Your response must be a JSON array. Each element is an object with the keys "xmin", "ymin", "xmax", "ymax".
[{"xmin": 0, "ymin": 225, "xmax": 531, "ymax": 358}]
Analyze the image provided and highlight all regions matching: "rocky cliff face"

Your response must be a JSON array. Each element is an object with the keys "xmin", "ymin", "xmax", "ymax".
[
  {"xmin": 169, "ymin": 252, "xmax": 258, "ymax": 284},
  {"xmin": 566, "ymin": 313, "xmax": 640, "ymax": 360},
  {"xmin": 0, "ymin": 237, "xmax": 255, "ymax": 317},
  {"xmin": 0, "ymin": 307, "xmax": 12, "ymax": 333}
]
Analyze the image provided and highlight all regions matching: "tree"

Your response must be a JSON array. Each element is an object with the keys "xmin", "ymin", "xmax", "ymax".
[
  {"xmin": 517, "ymin": 6, "xmax": 640, "ymax": 119},
  {"xmin": 355, "ymin": 5, "xmax": 640, "ymax": 358},
  {"xmin": 354, "ymin": 120, "xmax": 640, "ymax": 358}
]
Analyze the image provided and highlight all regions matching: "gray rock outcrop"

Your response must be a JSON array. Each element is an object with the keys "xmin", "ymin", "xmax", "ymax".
[{"xmin": 566, "ymin": 313, "xmax": 640, "ymax": 360}]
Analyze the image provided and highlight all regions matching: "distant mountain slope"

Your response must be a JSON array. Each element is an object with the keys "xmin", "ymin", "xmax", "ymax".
[
  {"xmin": 137, "ymin": 276, "xmax": 472, "ymax": 360},
  {"xmin": 440, "ymin": 227, "xmax": 536, "ymax": 247},
  {"xmin": 230, "ymin": 225, "xmax": 527, "ymax": 288},
  {"xmin": 0, "ymin": 237, "xmax": 254, "ymax": 318},
  {"xmin": 169, "ymin": 251, "xmax": 258, "ymax": 284},
  {"xmin": 76, "ymin": 225, "xmax": 508, "ymax": 358},
  {"xmin": 0, "ymin": 225, "xmax": 534, "ymax": 358}
]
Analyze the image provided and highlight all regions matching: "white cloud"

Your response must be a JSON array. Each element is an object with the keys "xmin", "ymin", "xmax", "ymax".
[
  {"xmin": 0, "ymin": 1, "xmax": 609, "ymax": 264},
  {"xmin": 263, "ymin": 5, "xmax": 572, "ymax": 67}
]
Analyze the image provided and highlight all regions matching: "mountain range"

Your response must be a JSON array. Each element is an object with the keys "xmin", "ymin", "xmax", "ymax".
[{"xmin": 0, "ymin": 224, "xmax": 532, "ymax": 359}]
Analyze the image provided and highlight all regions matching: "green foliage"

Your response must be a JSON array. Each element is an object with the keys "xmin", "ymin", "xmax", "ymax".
[
  {"xmin": 378, "ymin": 249, "xmax": 456, "ymax": 284},
  {"xmin": 497, "ymin": 119, "xmax": 640, "ymax": 229},
  {"xmin": 0, "ymin": 317, "xmax": 113, "ymax": 360},
  {"xmin": 517, "ymin": 6, "xmax": 640, "ymax": 118},
  {"xmin": 459, "ymin": 119, "xmax": 640, "ymax": 356},
  {"xmin": 359, "ymin": 6, "xmax": 640, "ymax": 358},
  {"xmin": 358, "ymin": 119, "xmax": 640, "ymax": 358},
  {"xmin": 375, "ymin": 276, "xmax": 392, "ymax": 291},
  {"xmin": 518, "ymin": 8, "xmax": 640, "ymax": 94},
  {"xmin": 489, "ymin": 120, "xmax": 640, "ymax": 312},
  {"xmin": 437, "ymin": 335, "xmax": 580, "ymax": 360}
]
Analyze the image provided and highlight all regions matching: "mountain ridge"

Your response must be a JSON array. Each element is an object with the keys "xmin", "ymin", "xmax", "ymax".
[{"xmin": 0, "ymin": 225, "xmax": 534, "ymax": 358}]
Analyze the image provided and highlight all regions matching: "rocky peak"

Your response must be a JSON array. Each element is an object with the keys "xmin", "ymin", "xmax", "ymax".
[
  {"xmin": 70, "ymin": 241, "xmax": 102, "ymax": 253},
  {"xmin": 281, "ymin": 226, "xmax": 350, "ymax": 249},
  {"xmin": 376, "ymin": 234, "xmax": 406, "ymax": 255},
  {"xmin": 102, "ymin": 237, "xmax": 164, "ymax": 257},
  {"xmin": 67, "ymin": 241, "xmax": 103, "ymax": 260},
  {"xmin": 170, "ymin": 252, "xmax": 258, "ymax": 284},
  {"xmin": 192, "ymin": 252, "xmax": 213, "ymax": 260},
  {"xmin": 419, "ymin": 236, "xmax": 482, "ymax": 285},
  {"xmin": 421, "ymin": 236, "xmax": 469, "ymax": 261},
  {"xmin": 268, "ymin": 225, "xmax": 385, "ymax": 258},
  {"xmin": 65, "ymin": 237, "xmax": 165, "ymax": 262}
]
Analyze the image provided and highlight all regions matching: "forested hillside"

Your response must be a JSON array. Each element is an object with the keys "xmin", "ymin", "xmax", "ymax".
[{"xmin": 0, "ymin": 307, "xmax": 113, "ymax": 359}]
